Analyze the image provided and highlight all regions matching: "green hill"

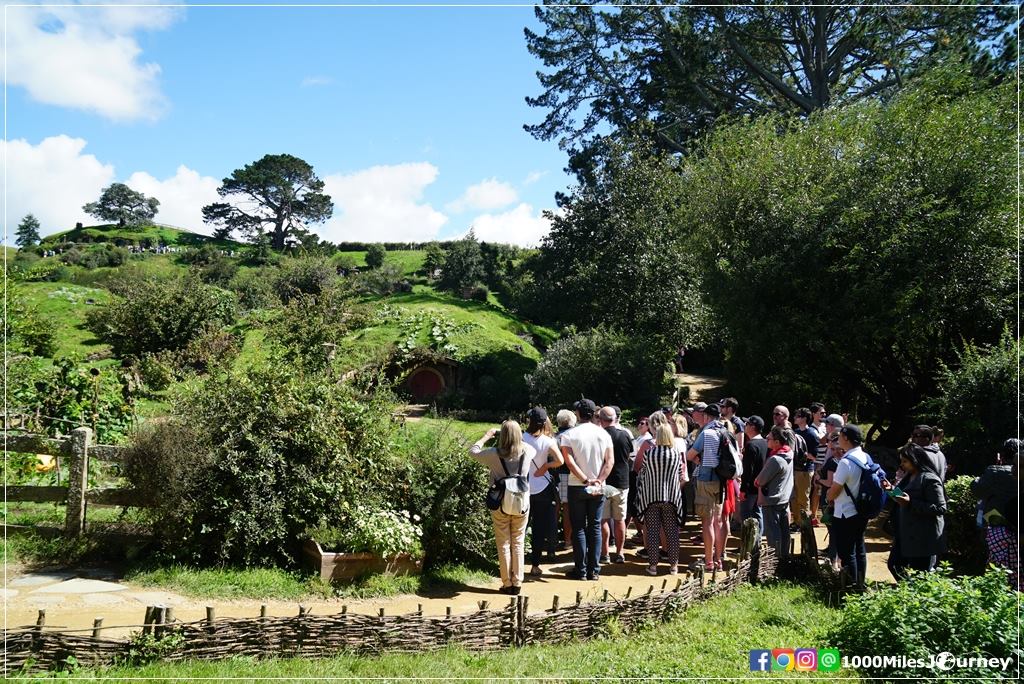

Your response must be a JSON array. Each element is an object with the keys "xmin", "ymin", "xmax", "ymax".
[{"xmin": 40, "ymin": 223, "xmax": 243, "ymax": 249}]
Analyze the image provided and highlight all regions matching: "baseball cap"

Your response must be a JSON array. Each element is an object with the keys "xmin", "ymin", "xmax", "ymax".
[
  {"xmin": 824, "ymin": 413, "xmax": 845, "ymax": 428},
  {"xmin": 746, "ymin": 415, "xmax": 765, "ymax": 431},
  {"xmin": 575, "ymin": 398, "xmax": 597, "ymax": 418},
  {"xmin": 526, "ymin": 406, "xmax": 548, "ymax": 426},
  {"xmin": 840, "ymin": 424, "xmax": 864, "ymax": 445},
  {"xmin": 703, "ymin": 403, "xmax": 721, "ymax": 417},
  {"xmin": 691, "ymin": 402, "xmax": 709, "ymax": 413}
]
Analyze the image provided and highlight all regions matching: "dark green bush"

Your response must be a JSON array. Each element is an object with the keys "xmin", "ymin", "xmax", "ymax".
[
  {"xmin": 86, "ymin": 274, "xmax": 236, "ymax": 357},
  {"xmin": 125, "ymin": 361, "xmax": 400, "ymax": 567},
  {"xmin": 826, "ymin": 566, "xmax": 1019, "ymax": 683},
  {"xmin": 267, "ymin": 288, "xmax": 367, "ymax": 372},
  {"xmin": 353, "ymin": 263, "xmax": 406, "ymax": 295},
  {"xmin": 941, "ymin": 476, "xmax": 989, "ymax": 575},
  {"xmin": 527, "ymin": 325, "xmax": 671, "ymax": 410}
]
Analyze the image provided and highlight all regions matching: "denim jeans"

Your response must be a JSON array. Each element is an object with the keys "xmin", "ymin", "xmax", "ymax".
[
  {"xmin": 833, "ymin": 514, "xmax": 868, "ymax": 587},
  {"xmin": 568, "ymin": 486, "xmax": 605, "ymax": 576},
  {"xmin": 529, "ymin": 483, "xmax": 558, "ymax": 566},
  {"xmin": 763, "ymin": 504, "xmax": 790, "ymax": 558},
  {"xmin": 739, "ymin": 494, "xmax": 763, "ymax": 540}
]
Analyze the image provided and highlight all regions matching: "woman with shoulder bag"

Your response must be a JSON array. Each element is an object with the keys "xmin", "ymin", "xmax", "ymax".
[
  {"xmin": 522, "ymin": 407, "xmax": 564, "ymax": 576},
  {"xmin": 470, "ymin": 420, "xmax": 537, "ymax": 595}
]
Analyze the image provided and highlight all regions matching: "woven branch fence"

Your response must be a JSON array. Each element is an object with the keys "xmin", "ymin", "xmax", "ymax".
[{"xmin": 4, "ymin": 548, "xmax": 778, "ymax": 675}]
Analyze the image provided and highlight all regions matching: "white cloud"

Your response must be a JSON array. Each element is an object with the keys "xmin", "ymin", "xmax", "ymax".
[
  {"xmin": 125, "ymin": 165, "xmax": 221, "ymax": 233},
  {"xmin": 445, "ymin": 178, "xmax": 518, "ymax": 213},
  {"xmin": 3, "ymin": 2, "xmax": 181, "ymax": 121},
  {"xmin": 301, "ymin": 75, "xmax": 333, "ymax": 87},
  {"xmin": 522, "ymin": 170, "xmax": 548, "ymax": 186},
  {"xmin": 321, "ymin": 163, "xmax": 448, "ymax": 243},
  {"xmin": 2, "ymin": 135, "xmax": 114, "ymax": 238},
  {"xmin": 465, "ymin": 203, "xmax": 553, "ymax": 247}
]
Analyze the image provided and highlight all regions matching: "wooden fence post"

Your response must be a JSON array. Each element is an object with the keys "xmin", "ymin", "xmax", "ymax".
[{"xmin": 64, "ymin": 427, "xmax": 92, "ymax": 536}]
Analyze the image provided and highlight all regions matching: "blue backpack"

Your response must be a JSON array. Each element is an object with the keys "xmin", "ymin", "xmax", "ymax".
[{"xmin": 843, "ymin": 454, "xmax": 886, "ymax": 519}]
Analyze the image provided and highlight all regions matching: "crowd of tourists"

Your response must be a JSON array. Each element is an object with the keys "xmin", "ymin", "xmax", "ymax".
[{"xmin": 469, "ymin": 398, "xmax": 1020, "ymax": 596}]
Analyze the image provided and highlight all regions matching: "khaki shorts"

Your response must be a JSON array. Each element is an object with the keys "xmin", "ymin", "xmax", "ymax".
[
  {"xmin": 695, "ymin": 479, "xmax": 723, "ymax": 519},
  {"xmin": 602, "ymin": 487, "xmax": 629, "ymax": 521}
]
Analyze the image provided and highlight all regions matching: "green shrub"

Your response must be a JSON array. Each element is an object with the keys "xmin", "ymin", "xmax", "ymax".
[
  {"xmin": 273, "ymin": 256, "xmax": 337, "ymax": 303},
  {"xmin": 389, "ymin": 423, "xmax": 494, "ymax": 569},
  {"xmin": 928, "ymin": 329, "xmax": 1021, "ymax": 474},
  {"xmin": 941, "ymin": 476, "xmax": 989, "ymax": 575},
  {"xmin": 365, "ymin": 244, "xmax": 387, "ymax": 269},
  {"xmin": 3, "ymin": 286, "xmax": 56, "ymax": 357},
  {"xmin": 307, "ymin": 505, "xmax": 423, "ymax": 557},
  {"xmin": 826, "ymin": 566, "xmax": 1020, "ymax": 682},
  {"xmin": 228, "ymin": 267, "xmax": 279, "ymax": 310},
  {"xmin": 353, "ymin": 262, "xmax": 407, "ymax": 295},
  {"xmin": 124, "ymin": 361, "xmax": 400, "ymax": 567},
  {"xmin": 86, "ymin": 274, "xmax": 236, "ymax": 357},
  {"xmin": 527, "ymin": 325, "xmax": 671, "ymax": 410},
  {"xmin": 266, "ymin": 288, "xmax": 367, "ymax": 372}
]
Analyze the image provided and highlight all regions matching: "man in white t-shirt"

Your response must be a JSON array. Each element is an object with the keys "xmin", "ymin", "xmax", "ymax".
[
  {"xmin": 827, "ymin": 424, "xmax": 872, "ymax": 588},
  {"xmin": 560, "ymin": 398, "xmax": 613, "ymax": 580}
]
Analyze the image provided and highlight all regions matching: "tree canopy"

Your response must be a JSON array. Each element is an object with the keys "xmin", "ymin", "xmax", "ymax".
[
  {"xmin": 83, "ymin": 183, "xmax": 160, "ymax": 227},
  {"xmin": 517, "ymin": 140, "xmax": 707, "ymax": 353},
  {"xmin": 202, "ymin": 154, "xmax": 333, "ymax": 250},
  {"xmin": 679, "ymin": 67, "xmax": 1015, "ymax": 444},
  {"xmin": 525, "ymin": 3, "xmax": 1016, "ymax": 176}
]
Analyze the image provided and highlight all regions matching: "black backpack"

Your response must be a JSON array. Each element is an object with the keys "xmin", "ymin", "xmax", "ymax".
[{"xmin": 714, "ymin": 428, "xmax": 739, "ymax": 480}]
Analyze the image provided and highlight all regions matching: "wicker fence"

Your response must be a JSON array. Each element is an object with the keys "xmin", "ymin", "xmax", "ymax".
[{"xmin": 3, "ymin": 548, "xmax": 778, "ymax": 675}]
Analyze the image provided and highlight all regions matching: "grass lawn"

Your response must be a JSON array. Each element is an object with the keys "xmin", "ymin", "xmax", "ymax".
[
  {"xmin": 40, "ymin": 223, "xmax": 242, "ymax": 250},
  {"xmin": 333, "ymin": 249, "xmax": 427, "ymax": 277},
  {"xmin": 16, "ymin": 281, "xmax": 110, "ymax": 358},
  {"xmin": 72, "ymin": 583, "xmax": 852, "ymax": 681}
]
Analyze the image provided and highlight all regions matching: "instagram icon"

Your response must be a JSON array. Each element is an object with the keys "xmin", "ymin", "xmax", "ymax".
[{"xmin": 794, "ymin": 649, "xmax": 818, "ymax": 671}]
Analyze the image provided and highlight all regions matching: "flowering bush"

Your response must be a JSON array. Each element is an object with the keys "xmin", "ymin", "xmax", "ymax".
[{"xmin": 316, "ymin": 506, "xmax": 423, "ymax": 558}]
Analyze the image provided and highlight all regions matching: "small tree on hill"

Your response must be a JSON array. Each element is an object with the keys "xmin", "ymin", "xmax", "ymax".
[
  {"xmin": 365, "ymin": 244, "xmax": 387, "ymax": 269},
  {"xmin": 202, "ymin": 154, "xmax": 333, "ymax": 250},
  {"xmin": 15, "ymin": 214, "xmax": 41, "ymax": 248},
  {"xmin": 422, "ymin": 242, "xmax": 445, "ymax": 276},
  {"xmin": 438, "ymin": 230, "xmax": 485, "ymax": 294},
  {"xmin": 83, "ymin": 183, "xmax": 160, "ymax": 227}
]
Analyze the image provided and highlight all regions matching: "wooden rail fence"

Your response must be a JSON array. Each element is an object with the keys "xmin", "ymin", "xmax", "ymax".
[
  {"xmin": 2, "ymin": 547, "xmax": 779, "ymax": 674},
  {"xmin": 4, "ymin": 427, "xmax": 140, "ymax": 536}
]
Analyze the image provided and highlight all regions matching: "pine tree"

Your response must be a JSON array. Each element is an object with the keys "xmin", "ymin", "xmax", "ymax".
[{"xmin": 16, "ymin": 214, "xmax": 41, "ymax": 248}]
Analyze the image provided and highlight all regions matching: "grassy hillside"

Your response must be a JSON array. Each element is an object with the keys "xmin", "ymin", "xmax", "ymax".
[
  {"xmin": 17, "ymin": 282, "xmax": 110, "ymax": 359},
  {"xmin": 40, "ymin": 223, "xmax": 242, "ymax": 249},
  {"xmin": 333, "ymin": 249, "xmax": 426, "ymax": 276}
]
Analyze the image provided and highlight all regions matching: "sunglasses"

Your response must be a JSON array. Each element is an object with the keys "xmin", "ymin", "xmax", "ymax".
[{"xmin": 639, "ymin": 420, "xmax": 649, "ymax": 425}]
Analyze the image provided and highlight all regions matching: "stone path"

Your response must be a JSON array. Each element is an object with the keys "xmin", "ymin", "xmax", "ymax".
[{"xmin": 5, "ymin": 522, "xmax": 893, "ymax": 639}]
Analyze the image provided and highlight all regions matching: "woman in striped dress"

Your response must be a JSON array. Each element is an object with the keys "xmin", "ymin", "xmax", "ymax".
[{"xmin": 636, "ymin": 422, "xmax": 688, "ymax": 575}]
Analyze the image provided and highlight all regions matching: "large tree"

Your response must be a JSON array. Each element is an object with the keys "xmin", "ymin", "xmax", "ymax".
[
  {"xmin": 517, "ymin": 139, "xmax": 707, "ymax": 352},
  {"xmin": 83, "ymin": 183, "xmax": 160, "ymax": 227},
  {"xmin": 525, "ymin": 2, "xmax": 1016, "ymax": 176},
  {"xmin": 680, "ymin": 67, "xmax": 1014, "ymax": 445},
  {"xmin": 15, "ymin": 214, "xmax": 41, "ymax": 248},
  {"xmin": 202, "ymin": 154, "xmax": 333, "ymax": 250}
]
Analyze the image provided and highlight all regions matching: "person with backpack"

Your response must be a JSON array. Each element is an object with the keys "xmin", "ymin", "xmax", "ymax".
[
  {"xmin": 885, "ymin": 443, "xmax": 946, "ymax": 580},
  {"xmin": 792, "ymin": 408, "xmax": 821, "ymax": 527},
  {"xmin": 470, "ymin": 421, "xmax": 538, "ymax": 595},
  {"xmin": 827, "ymin": 424, "xmax": 886, "ymax": 590},
  {"xmin": 686, "ymin": 402, "xmax": 729, "ymax": 572},
  {"xmin": 755, "ymin": 425, "xmax": 795, "ymax": 559},
  {"xmin": 522, "ymin": 407, "xmax": 564, "ymax": 577},
  {"xmin": 970, "ymin": 438, "xmax": 1021, "ymax": 591}
]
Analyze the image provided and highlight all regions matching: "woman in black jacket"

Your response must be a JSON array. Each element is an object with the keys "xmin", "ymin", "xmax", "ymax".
[{"xmin": 885, "ymin": 444, "xmax": 947, "ymax": 580}]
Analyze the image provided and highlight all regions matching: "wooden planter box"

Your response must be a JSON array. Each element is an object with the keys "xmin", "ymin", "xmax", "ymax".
[{"xmin": 302, "ymin": 539, "xmax": 423, "ymax": 582}]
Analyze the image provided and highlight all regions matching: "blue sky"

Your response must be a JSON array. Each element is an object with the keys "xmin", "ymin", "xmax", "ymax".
[{"xmin": 3, "ymin": 2, "xmax": 573, "ymax": 245}]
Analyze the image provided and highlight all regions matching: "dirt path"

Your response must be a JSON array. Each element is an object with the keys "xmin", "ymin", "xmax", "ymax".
[
  {"xmin": 674, "ymin": 372, "xmax": 728, "ymax": 405},
  {"xmin": 6, "ymin": 519, "xmax": 894, "ymax": 639}
]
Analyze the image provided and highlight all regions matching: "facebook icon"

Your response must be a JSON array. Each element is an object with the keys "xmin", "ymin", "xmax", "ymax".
[{"xmin": 749, "ymin": 650, "xmax": 772, "ymax": 671}]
